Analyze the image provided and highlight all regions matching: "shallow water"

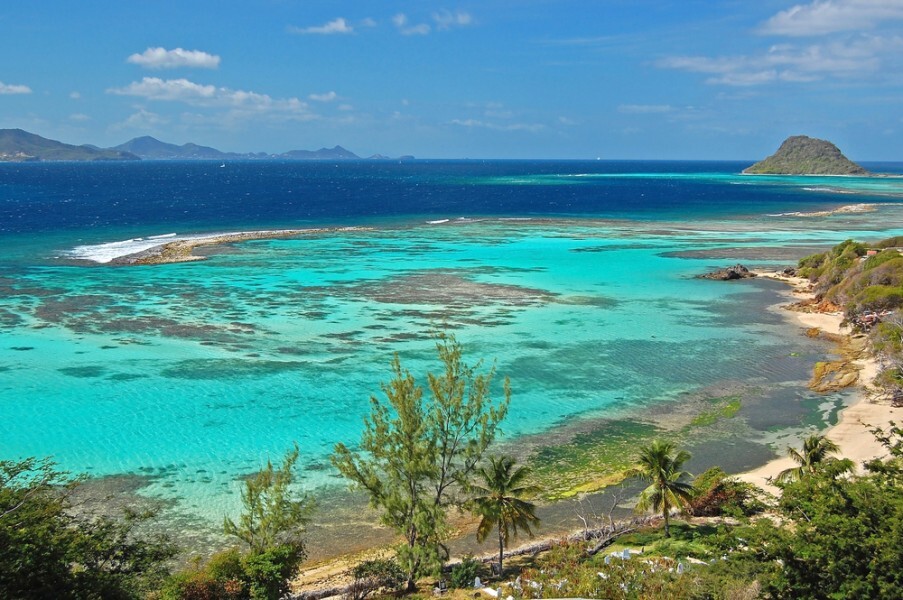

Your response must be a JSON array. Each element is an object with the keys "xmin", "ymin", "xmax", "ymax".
[{"xmin": 2, "ymin": 160, "xmax": 903, "ymax": 550}]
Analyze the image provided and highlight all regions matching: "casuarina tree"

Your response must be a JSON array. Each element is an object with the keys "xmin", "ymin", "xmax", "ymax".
[{"xmin": 332, "ymin": 334, "xmax": 510, "ymax": 590}]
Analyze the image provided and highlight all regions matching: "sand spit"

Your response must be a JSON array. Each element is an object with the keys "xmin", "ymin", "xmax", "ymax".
[
  {"xmin": 768, "ymin": 203, "xmax": 877, "ymax": 218},
  {"xmin": 107, "ymin": 228, "xmax": 372, "ymax": 265},
  {"xmin": 738, "ymin": 270, "xmax": 899, "ymax": 493}
]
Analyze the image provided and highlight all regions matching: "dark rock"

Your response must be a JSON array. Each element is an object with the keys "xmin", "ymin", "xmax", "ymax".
[{"xmin": 698, "ymin": 264, "xmax": 757, "ymax": 280}]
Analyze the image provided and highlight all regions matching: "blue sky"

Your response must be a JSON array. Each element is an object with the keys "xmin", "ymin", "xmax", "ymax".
[{"xmin": 1, "ymin": 0, "xmax": 901, "ymax": 159}]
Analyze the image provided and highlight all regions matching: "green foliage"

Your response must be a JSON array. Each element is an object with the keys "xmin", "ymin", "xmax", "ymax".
[
  {"xmin": 242, "ymin": 545, "xmax": 305, "ymax": 600},
  {"xmin": 722, "ymin": 470, "xmax": 903, "ymax": 599},
  {"xmin": 348, "ymin": 556, "xmax": 406, "ymax": 600},
  {"xmin": 866, "ymin": 421, "xmax": 903, "ymax": 484},
  {"xmin": 774, "ymin": 434, "xmax": 852, "ymax": 484},
  {"xmin": 449, "ymin": 556, "xmax": 481, "ymax": 589},
  {"xmin": 862, "ymin": 248, "xmax": 902, "ymax": 271},
  {"xmin": 689, "ymin": 467, "xmax": 766, "ymax": 518},
  {"xmin": 468, "ymin": 455, "xmax": 540, "ymax": 574},
  {"xmin": 627, "ymin": 441, "xmax": 695, "ymax": 537},
  {"xmin": 877, "ymin": 235, "xmax": 903, "ymax": 249},
  {"xmin": 331, "ymin": 334, "xmax": 510, "ymax": 589},
  {"xmin": 224, "ymin": 445, "xmax": 313, "ymax": 555},
  {"xmin": 851, "ymin": 284, "xmax": 903, "ymax": 312},
  {"xmin": 163, "ymin": 545, "xmax": 304, "ymax": 600},
  {"xmin": 0, "ymin": 456, "xmax": 177, "ymax": 599},
  {"xmin": 797, "ymin": 251, "xmax": 827, "ymax": 279}
]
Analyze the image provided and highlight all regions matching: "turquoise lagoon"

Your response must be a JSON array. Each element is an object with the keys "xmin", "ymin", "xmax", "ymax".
[{"xmin": 2, "ymin": 161, "xmax": 903, "ymax": 546}]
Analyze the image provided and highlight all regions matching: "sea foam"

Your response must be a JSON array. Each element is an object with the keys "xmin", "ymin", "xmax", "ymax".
[{"xmin": 66, "ymin": 233, "xmax": 224, "ymax": 263}]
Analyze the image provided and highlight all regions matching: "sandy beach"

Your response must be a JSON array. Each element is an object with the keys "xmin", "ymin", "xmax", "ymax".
[{"xmin": 738, "ymin": 271, "xmax": 899, "ymax": 492}]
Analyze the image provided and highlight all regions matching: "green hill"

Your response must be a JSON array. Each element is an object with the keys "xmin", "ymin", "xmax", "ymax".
[
  {"xmin": 743, "ymin": 135, "xmax": 867, "ymax": 175},
  {"xmin": 0, "ymin": 129, "xmax": 139, "ymax": 162}
]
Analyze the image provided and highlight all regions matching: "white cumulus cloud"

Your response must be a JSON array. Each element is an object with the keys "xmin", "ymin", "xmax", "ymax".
[
  {"xmin": 659, "ymin": 33, "xmax": 903, "ymax": 86},
  {"xmin": 761, "ymin": 0, "xmax": 903, "ymax": 37},
  {"xmin": 0, "ymin": 81, "xmax": 32, "ymax": 95},
  {"xmin": 289, "ymin": 18, "xmax": 354, "ymax": 35},
  {"xmin": 127, "ymin": 47, "xmax": 221, "ymax": 69},
  {"xmin": 107, "ymin": 77, "xmax": 309, "ymax": 115}
]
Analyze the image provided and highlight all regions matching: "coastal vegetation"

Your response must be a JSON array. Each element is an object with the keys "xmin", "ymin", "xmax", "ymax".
[
  {"xmin": 467, "ymin": 455, "xmax": 540, "ymax": 575},
  {"xmin": 330, "ymin": 334, "xmax": 510, "ymax": 591},
  {"xmin": 626, "ymin": 441, "xmax": 695, "ymax": 538},
  {"xmin": 742, "ymin": 135, "xmax": 868, "ymax": 175}
]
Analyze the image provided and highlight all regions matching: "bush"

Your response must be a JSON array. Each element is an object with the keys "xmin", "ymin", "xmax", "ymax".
[
  {"xmin": 346, "ymin": 557, "xmax": 406, "ymax": 600},
  {"xmin": 877, "ymin": 236, "xmax": 903, "ymax": 249},
  {"xmin": 449, "ymin": 555, "xmax": 481, "ymax": 589},
  {"xmin": 852, "ymin": 285, "xmax": 903, "ymax": 313},
  {"xmin": 690, "ymin": 467, "xmax": 766, "ymax": 518},
  {"xmin": 863, "ymin": 250, "xmax": 903, "ymax": 272},
  {"xmin": 164, "ymin": 545, "xmax": 304, "ymax": 600}
]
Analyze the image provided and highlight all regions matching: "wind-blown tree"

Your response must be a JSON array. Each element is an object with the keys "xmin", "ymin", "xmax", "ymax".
[
  {"xmin": 628, "ymin": 440, "xmax": 694, "ymax": 538},
  {"xmin": 331, "ymin": 335, "xmax": 510, "ymax": 591},
  {"xmin": 774, "ymin": 434, "xmax": 852, "ymax": 484},
  {"xmin": 468, "ymin": 455, "xmax": 540, "ymax": 576}
]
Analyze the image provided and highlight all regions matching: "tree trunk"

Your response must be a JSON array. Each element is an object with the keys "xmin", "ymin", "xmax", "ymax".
[
  {"xmin": 498, "ymin": 525, "xmax": 504, "ymax": 577},
  {"xmin": 663, "ymin": 506, "xmax": 670, "ymax": 538}
]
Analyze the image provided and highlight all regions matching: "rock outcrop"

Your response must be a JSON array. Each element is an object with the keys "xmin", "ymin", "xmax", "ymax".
[{"xmin": 698, "ymin": 264, "xmax": 758, "ymax": 280}]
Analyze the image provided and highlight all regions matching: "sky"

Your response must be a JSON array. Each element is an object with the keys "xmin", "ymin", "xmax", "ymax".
[{"xmin": 1, "ymin": 0, "xmax": 901, "ymax": 160}]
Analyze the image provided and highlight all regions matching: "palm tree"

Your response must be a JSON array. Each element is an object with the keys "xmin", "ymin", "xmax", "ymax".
[
  {"xmin": 774, "ymin": 434, "xmax": 852, "ymax": 484},
  {"xmin": 468, "ymin": 455, "xmax": 540, "ymax": 576},
  {"xmin": 628, "ymin": 440, "xmax": 694, "ymax": 538}
]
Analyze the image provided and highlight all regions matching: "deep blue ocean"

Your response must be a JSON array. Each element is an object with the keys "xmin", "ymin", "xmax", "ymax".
[
  {"xmin": 4, "ymin": 160, "xmax": 901, "ymax": 238},
  {"xmin": 2, "ymin": 159, "xmax": 903, "ymax": 555}
]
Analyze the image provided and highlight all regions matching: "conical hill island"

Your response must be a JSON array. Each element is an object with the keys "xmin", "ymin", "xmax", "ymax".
[{"xmin": 743, "ymin": 135, "xmax": 868, "ymax": 175}]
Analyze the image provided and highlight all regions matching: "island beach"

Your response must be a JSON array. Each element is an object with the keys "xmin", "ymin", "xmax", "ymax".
[{"xmin": 739, "ymin": 270, "xmax": 900, "ymax": 492}]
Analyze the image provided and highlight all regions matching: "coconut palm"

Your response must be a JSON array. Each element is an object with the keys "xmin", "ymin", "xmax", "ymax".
[
  {"xmin": 468, "ymin": 455, "xmax": 540, "ymax": 576},
  {"xmin": 774, "ymin": 434, "xmax": 852, "ymax": 484},
  {"xmin": 628, "ymin": 440, "xmax": 694, "ymax": 538}
]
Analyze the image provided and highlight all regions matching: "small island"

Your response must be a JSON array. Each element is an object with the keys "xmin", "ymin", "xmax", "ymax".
[{"xmin": 743, "ymin": 135, "xmax": 868, "ymax": 176}]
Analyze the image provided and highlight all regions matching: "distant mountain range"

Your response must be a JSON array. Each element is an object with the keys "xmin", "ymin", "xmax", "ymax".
[
  {"xmin": 0, "ymin": 129, "xmax": 411, "ymax": 162},
  {"xmin": 0, "ymin": 129, "xmax": 139, "ymax": 162}
]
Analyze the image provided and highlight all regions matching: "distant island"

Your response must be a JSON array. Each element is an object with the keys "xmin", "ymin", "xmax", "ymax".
[
  {"xmin": 743, "ymin": 135, "xmax": 868, "ymax": 176},
  {"xmin": 0, "ymin": 129, "xmax": 411, "ymax": 162},
  {"xmin": 0, "ymin": 129, "xmax": 139, "ymax": 162}
]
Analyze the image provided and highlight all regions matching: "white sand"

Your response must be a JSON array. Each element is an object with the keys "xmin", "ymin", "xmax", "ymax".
[{"xmin": 737, "ymin": 272, "xmax": 899, "ymax": 493}]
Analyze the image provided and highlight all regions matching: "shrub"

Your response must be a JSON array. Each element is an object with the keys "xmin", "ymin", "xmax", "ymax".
[
  {"xmin": 449, "ymin": 555, "xmax": 481, "ymax": 589},
  {"xmin": 852, "ymin": 285, "xmax": 903, "ymax": 313},
  {"xmin": 877, "ymin": 236, "xmax": 903, "ymax": 249},
  {"xmin": 346, "ymin": 557, "xmax": 406, "ymax": 600},
  {"xmin": 690, "ymin": 467, "xmax": 766, "ymax": 518},
  {"xmin": 863, "ymin": 250, "xmax": 903, "ymax": 272}
]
